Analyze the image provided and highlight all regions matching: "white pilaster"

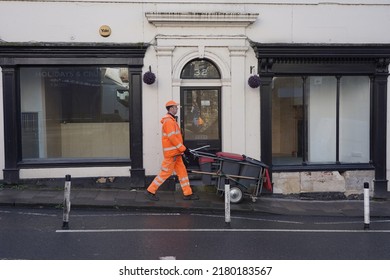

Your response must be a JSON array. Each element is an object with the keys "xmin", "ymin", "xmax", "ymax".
[
  {"xmin": 229, "ymin": 46, "xmax": 249, "ymax": 154},
  {"xmin": 155, "ymin": 46, "xmax": 175, "ymax": 117}
]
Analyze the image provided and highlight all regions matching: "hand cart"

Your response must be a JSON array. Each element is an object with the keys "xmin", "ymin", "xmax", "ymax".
[{"xmin": 189, "ymin": 146, "xmax": 272, "ymax": 203}]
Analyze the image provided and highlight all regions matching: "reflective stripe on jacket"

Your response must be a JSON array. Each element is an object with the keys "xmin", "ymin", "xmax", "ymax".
[{"xmin": 161, "ymin": 113, "xmax": 186, "ymax": 157}]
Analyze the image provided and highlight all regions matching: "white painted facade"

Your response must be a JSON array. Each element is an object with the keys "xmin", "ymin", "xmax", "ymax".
[{"xmin": 1, "ymin": 0, "xmax": 389, "ymax": 195}]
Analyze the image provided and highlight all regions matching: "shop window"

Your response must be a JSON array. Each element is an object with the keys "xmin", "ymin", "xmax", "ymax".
[
  {"xmin": 20, "ymin": 66, "xmax": 130, "ymax": 159},
  {"xmin": 272, "ymin": 76, "xmax": 370, "ymax": 165},
  {"xmin": 272, "ymin": 77, "xmax": 304, "ymax": 165},
  {"xmin": 339, "ymin": 76, "xmax": 370, "ymax": 163}
]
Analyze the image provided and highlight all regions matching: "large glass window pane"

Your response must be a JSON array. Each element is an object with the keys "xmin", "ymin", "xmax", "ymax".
[
  {"xmin": 20, "ymin": 67, "xmax": 130, "ymax": 160},
  {"xmin": 272, "ymin": 77, "xmax": 303, "ymax": 165},
  {"xmin": 307, "ymin": 76, "xmax": 337, "ymax": 163},
  {"xmin": 182, "ymin": 89, "xmax": 220, "ymax": 141},
  {"xmin": 339, "ymin": 76, "xmax": 370, "ymax": 163}
]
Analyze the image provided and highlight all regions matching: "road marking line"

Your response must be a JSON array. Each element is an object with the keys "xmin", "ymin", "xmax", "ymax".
[
  {"xmin": 71, "ymin": 213, "xmax": 181, "ymax": 217},
  {"xmin": 191, "ymin": 213, "xmax": 304, "ymax": 224},
  {"xmin": 316, "ymin": 219, "xmax": 390, "ymax": 225},
  {"xmin": 56, "ymin": 228, "xmax": 390, "ymax": 233},
  {"xmin": 159, "ymin": 256, "xmax": 176, "ymax": 260},
  {"xmin": 0, "ymin": 210, "xmax": 57, "ymax": 217},
  {"xmin": 0, "ymin": 210, "xmax": 180, "ymax": 218}
]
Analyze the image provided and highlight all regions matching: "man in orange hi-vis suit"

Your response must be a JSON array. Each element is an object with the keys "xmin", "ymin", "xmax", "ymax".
[{"xmin": 145, "ymin": 100, "xmax": 199, "ymax": 201}]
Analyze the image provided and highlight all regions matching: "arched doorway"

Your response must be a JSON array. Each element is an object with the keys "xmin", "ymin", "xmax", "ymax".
[{"xmin": 179, "ymin": 58, "xmax": 221, "ymax": 167}]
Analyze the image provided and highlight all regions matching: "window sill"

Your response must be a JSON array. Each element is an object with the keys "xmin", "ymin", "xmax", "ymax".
[
  {"xmin": 272, "ymin": 163, "xmax": 374, "ymax": 172},
  {"xmin": 18, "ymin": 158, "xmax": 131, "ymax": 168}
]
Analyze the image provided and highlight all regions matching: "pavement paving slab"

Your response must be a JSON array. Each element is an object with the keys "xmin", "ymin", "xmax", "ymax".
[{"xmin": 1, "ymin": 186, "xmax": 390, "ymax": 217}]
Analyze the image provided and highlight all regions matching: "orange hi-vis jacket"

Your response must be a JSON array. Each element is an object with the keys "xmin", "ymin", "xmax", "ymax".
[{"xmin": 161, "ymin": 113, "xmax": 186, "ymax": 157}]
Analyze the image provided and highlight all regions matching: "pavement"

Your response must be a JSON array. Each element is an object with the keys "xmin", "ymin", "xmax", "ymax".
[{"xmin": 1, "ymin": 184, "xmax": 390, "ymax": 217}]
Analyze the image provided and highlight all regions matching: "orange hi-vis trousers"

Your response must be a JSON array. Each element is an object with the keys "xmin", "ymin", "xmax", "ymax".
[{"xmin": 147, "ymin": 155, "xmax": 193, "ymax": 196}]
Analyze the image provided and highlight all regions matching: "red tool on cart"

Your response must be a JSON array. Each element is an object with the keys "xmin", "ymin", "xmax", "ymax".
[{"xmin": 189, "ymin": 146, "xmax": 272, "ymax": 203}]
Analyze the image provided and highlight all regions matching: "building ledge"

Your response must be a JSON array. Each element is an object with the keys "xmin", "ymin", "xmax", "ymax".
[{"xmin": 145, "ymin": 12, "xmax": 258, "ymax": 27}]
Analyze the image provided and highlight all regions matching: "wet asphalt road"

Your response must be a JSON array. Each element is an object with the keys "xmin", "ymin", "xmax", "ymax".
[{"xmin": 1, "ymin": 206, "xmax": 390, "ymax": 260}]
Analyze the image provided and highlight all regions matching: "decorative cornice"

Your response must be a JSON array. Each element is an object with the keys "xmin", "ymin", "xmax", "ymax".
[
  {"xmin": 252, "ymin": 43, "xmax": 390, "ymax": 75},
  {"xmin": 375, "ymin": 58, "xmax": 390, "ymax": 74},
  {"xmin": 251, "ymin": 43, "xmax": 390, "ymax": 60},
  {"xmin": 146, "ymin": 12, "xmax": 258, "ymax": 27},
  {"xmin": 228, "ymin": 46, "xmax": 249, "ymax": 57},
  {"xmin": 154, "ymin": 46, "xmax": 175, "ymax": 56},
  {"xmin": 0, "ymin": 43, "xmax": 148, "ymax": 66},
  {"xmin": 0, "ymin": 43, "xmax": 148, "ymax": 57},
  {"xmin": 259, "ymin": 58, "xmax": 274, "ymax": 74}
]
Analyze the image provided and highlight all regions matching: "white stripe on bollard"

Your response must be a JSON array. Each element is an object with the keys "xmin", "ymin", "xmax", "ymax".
[
  {"xmin": 62, "ymin": 174, "xmax": 72, "ymax": 230},
  {"xmin": 364, "ymin": 182, "xmax": 370, "ymax": 230},
  {"xmin": 224, "ymin": 178, "xmax": 231, "ymax": 227}
]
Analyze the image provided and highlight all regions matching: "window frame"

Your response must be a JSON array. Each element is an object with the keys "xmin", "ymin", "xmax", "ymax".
[
  {"xmin": 252, "ymin": 44, "xmax": 390, "ymax": 175},
  {"xmin": 0, "ymin": 43, "xmax": 147, "ymax": 182},
  {"xmin": 271, "ymin": 75, "xmax": 371, "ymax": 167},
  {"xmin": 18, "ymin": 65, "xmax": 130, "ymax": 161}
]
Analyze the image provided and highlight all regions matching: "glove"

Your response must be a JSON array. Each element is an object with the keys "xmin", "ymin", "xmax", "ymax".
[
  {"xmin": 184, "ymin": 149, "xmax": 192, "ymax": 157},
  {"xmin": 182, "ymin": 154, "xmax": 190, "ymax": 165}
]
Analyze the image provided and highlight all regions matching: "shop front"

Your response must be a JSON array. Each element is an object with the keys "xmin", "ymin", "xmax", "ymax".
[
  {"xmin": 253, "ymin": 44, "xmax": 390, "ymax": 198},
  {"xmin": 0, "ymin": 44, "xmax": 147, "ymax": 186}
]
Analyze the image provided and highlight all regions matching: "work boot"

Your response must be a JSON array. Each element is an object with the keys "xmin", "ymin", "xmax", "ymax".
[
  {"xmin": 183, "ymin": 193, "xmax": 199, "ymax": 200},
  {"xmin": 145, "ymin": 190, "xmax": 159, "ymax": 201}
]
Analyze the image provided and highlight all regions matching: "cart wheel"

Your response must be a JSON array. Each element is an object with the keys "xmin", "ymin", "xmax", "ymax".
[{"xmin": 230, "ymin": 186, "xmax": 244, "ymax": 204}]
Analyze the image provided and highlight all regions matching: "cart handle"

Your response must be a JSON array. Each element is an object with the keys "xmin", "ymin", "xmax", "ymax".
[
  {"xmin": 189, "ymin": 145, "xmax": 210, "ymax": 152},
  {"xmin": 190, "ymin": 170, "xmax": 259, "ymax": 181}
]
